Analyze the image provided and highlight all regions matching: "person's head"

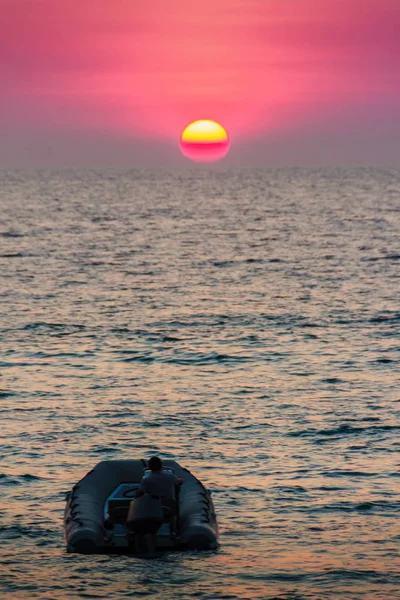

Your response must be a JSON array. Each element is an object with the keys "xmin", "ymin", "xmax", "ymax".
[{"xmin": 148, "ymin": 456, "xmax": 162, "ymax": 472}]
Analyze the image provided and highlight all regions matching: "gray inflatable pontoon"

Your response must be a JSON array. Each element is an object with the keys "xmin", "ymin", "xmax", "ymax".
[{"xmin": 64, "ymin": 459, "xmax": 218, "ymax": 553}]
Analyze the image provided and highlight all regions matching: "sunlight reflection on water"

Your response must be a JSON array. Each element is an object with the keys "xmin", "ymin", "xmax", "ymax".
[{"xmin": 0, "ymin": 168, "xmax": 399, "ymax": 599}]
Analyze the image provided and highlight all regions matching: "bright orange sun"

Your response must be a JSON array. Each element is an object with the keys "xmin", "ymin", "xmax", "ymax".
[{"xmin": 180, "ymin": 120, "xmax": 230, "ymax": 163}]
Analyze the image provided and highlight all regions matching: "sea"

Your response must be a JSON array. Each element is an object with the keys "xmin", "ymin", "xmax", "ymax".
[{"xmin": 0, "ymin": 168, "xmax": 399, "ymax": 600}]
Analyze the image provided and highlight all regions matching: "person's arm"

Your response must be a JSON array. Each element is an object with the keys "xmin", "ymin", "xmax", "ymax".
[
  {"xmin": 173, "ymin": 473, "xmax": 183, "ymax": 486},
  {"xmin": 134, "ymin": 477, "xmax": 148, "ymax": 498}
]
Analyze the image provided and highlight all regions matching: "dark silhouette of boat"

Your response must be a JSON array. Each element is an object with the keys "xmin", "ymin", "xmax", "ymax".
[{"xmin": 64, "ymin": 459, "xmax": 219, "ymax": 553}]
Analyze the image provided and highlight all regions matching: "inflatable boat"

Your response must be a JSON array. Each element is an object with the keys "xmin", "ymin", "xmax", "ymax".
[{"xmin": 64, "ymin": 459, "xmax": 218, "ymax": 553}]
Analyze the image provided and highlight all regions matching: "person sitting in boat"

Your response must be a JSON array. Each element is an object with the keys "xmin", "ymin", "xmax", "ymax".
[{"xmin": 134, "ymin": 456, "xmax": 183, "ymax": 537}]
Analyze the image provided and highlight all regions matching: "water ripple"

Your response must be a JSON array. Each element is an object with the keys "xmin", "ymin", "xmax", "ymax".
[{"xmin": 1, "ymin": 168, "xmax": 399, "ymax": 600}]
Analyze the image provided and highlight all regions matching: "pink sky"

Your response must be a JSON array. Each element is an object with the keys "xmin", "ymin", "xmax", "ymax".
[{"xmin": 1, "ymin": 0, "xmax": 399, "ymax": 166}]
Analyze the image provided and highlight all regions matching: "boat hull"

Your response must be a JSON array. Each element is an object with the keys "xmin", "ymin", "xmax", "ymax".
[{"xmin": 64, "ymin": 459, "xmax": 218, "ymax": 553}]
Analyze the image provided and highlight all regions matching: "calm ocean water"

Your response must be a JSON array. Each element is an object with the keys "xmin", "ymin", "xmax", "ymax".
[{"xmin": 0, "ymin": 168, "xmax": 399, "ymax": 600}]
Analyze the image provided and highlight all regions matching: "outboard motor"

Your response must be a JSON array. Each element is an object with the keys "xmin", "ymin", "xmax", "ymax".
[{"xmin": 126, "ymin": 494, "xmax": 164, "ymax": 535}]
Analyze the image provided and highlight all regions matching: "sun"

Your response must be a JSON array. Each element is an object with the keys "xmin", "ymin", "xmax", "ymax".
[{"xmin": 180, "ymin": 120, "xmax": 230, "ymax": 163}]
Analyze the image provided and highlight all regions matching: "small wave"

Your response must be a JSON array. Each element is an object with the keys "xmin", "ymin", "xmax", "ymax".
[
  {"xmin": 362, "ymin": 254, "xmax": 400, "ymax": 261},
  {"xmin": 92, "ymin": 446, "xmax": 119, "ymax": 454},
  {"xmin": 97, "ymin": 410, "xmax": 136, "ymax": 419},
  {"xmin": 108, "ymin": 421, "xmax": 130, "ymax": 428},
  {"xmin": 121, "ymin": 351, "xmax": 254, "ymax": 365},
  {"xmin": 369, "ymin": 312, "xmax": 400, "ymax": 323},
  {"xmin": 323, "ymin": 470, "xmax": 377, "ymax": 478},
  {"xmin": 0, "ymin": 474, "xmax": 19, "ymax": 485},
  {"xmin": 312, "ymin": 500, "xmax": 400, "ymax": 514},
  {"xmin": 31, "ymin": 350, "xmax": 94, "ymax": 359},
  {"xmin": 316, "ymin": 485, "xmax": 347, "ymax": 491},
  {"xmin": 274, "ymin": 485, "xmax": 307, "ymax": 493},
  {"xmin": 288, "ymin": 423, "xmax": 400, "ymax": 438},
  {"xmin": 321, "ymin": 377, "xmax": 344, "ymax": 384},
  {"xmin": 245, "ymin": 258, "xmax": 264, "ymax": 263},
  {"xmin": 330, "ymin": 311, "xmax": 400, "ymax": 326},
  {"xmin": 375, "ymin": 357, "xmax": 395, "ymax": 363},
  {"xmin": 0, "ymin": 231, "xmax": 25, "ymax": 238},
  {"xmin": 165, "ymin": 352, "xmax": 253, "ymax": 365},
  {"xmin": 11, "ymin": 406, "xmax": 45, "ymax": 412},
  {"xmin": 0, "ymin": 524, "xmax": 54, "ymax": 540},
  {"xmin": 0, "ymin": 361, "xmax": 34, "ymax": 368},
  {"xmin": 22, "ymin": 322, "xmax": 86, "ymax": 332},
  {"xmin": 0, "ymin": 473, "xmax": 46, "ymax": 485},
  {"xmin": 239, "ymin": 571, "xmax": 308, "ymax": 583},
  {"xmin": 0, "ymin": 390, "xmax": 16, "ymax": 398},
  {"xmin": 239, "ymin": 567, "xmax": 400, "ymax": 586},
  {"xmin": 0, "ymin": 252, "xmax": 25, "ymax": 258},
  {"xmin": 210, "ymin": 260, "xmax": 235, "ymax": 268},
  {"xmin": 149, "ymin": 312, "xmax": 324, "ymax": 331},
  {"xmin": 323, "ymin": 568, "xmax": 400, "ymax": 584},
  {"xmin": 20, "ymin": 474, "xmax": 47, "ymax": 482},
  {"xmin": 121, "ymin": 354, "xmax": 155, "ymax": 363}
]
